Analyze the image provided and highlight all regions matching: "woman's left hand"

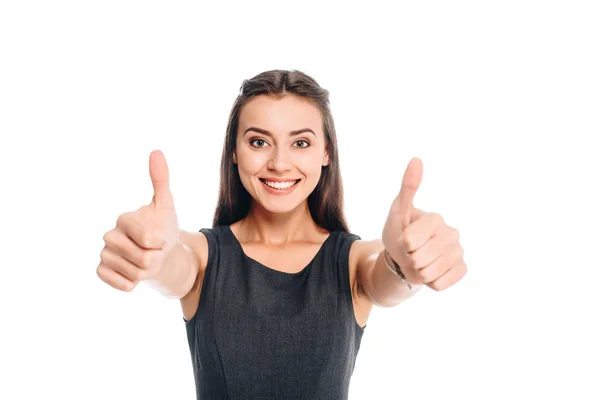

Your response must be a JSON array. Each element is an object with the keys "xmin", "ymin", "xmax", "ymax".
[{"xmin": 382, "ymin": 158, "xmax": 467, "ymax": 291}]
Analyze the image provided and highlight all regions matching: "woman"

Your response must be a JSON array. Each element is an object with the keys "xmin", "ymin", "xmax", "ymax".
[{"xmin": 97, "ymin": 69, "xmax": 467, "ymax": 399}]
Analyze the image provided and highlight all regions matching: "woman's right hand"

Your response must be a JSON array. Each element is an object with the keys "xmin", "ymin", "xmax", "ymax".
[{"xmin": 97, "ymin": 150, "xmax": 180, "ymax": 292}]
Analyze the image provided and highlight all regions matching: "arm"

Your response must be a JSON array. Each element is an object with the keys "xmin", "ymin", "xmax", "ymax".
[
  {"xmin": 367, "ymin": 157, "xmax": 466, "ymax": 304},
  {"xmin": 354, "ymin": 239, "xmax": 423, "ymax": 308}
]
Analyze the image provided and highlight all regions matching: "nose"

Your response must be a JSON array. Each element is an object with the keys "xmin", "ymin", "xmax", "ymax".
[{"xmin": 267, "ymin": 146, "xmax": 292, "ymax": 172}]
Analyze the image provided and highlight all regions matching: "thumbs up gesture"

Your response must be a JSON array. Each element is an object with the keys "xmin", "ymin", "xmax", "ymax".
[
  {"xmin": 97, "ymin": 150, "xmax": 180, "ymax": 292},
  {"xmin": 382, "ymin": 158, "xmax": 466, "ymax": 291}
]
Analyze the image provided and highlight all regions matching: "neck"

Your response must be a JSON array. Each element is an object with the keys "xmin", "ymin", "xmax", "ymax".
[{"xmin": 238, "ymin": 200, "xmax": 324, "ymax": 246}]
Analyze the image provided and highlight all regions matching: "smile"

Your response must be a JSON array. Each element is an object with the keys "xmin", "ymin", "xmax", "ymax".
[{"xmin": 259, "ymin": 179, "xmax": 301, "ymax": 190}]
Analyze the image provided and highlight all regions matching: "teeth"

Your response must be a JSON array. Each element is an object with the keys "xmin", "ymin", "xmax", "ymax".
[{"xmin": 263, "ymin": 180, "xmax": 297, "ymax": 189}]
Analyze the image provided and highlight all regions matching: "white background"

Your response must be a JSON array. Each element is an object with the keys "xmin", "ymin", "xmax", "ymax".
[{"xmin": 1, "ymin": 1, "xmax": 599, "ymax": 399}]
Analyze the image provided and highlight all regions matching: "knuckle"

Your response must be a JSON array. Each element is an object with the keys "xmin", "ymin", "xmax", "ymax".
[
  {"xmin": 142, "ymin": 232, "xmax": 155, "ymax": 248},
  {"xmin": 116, "ymin": 212, "xmax": 133, "ymax": 230},
  {"xmin": 99, "ymin": 247, "xmax": 110, "ymax": 263},
  {"xmin": 434, "ymin": 212, "xmax": 444, "ymax": 225},
  {"xmin": 97, "ymin": 263, "xmax": 116, "ymax": 285},
  {"xmin": 429, "ymin": 277, "xmax": 445, "ymax": 291},
  {"xmin": 141, "ymin": 251, "xmax": 154, "ymax": 269},
  {"xmin": 451, "ymin": 247, "xmax": 464, "ymax": 264},
  {"xmin": 408, "ymin": 253, "xmax": 419, "ymax": 267},
  {"xmin": 400, "ymin": 234, "xmax": 412, "ymax": 250},
  {"xmin": 116, "ymin": 213, "xmax": 127, "ymax": 226},
  {"xmin": 417, "ymin": 268, "xmax": 431, "ymax": 282},
  {"xmin": 453, "ymin": 227, "xmax": 460, "ymax": 240},
  {"xmin": 96, "ymin": 263, "xmax": 107, "ymax": 279},
  {"xmin": 122, "ymin": 281, "xmax": 135, "ymax": 292},
  {"xmin": 131, "ymin": 267, "xmax": 145, "ymax": 282},
  {"xmin": 102, "ymin": 231, "xmax": 110, "ymax": 243}
]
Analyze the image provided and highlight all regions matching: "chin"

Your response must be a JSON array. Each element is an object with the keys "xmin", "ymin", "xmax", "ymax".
[
  {"xmin": 263, "ymin": 205, "xmax": 299, "ymax": 215},
  {"xmin": 253, "ymin": 196, "xmax": 306, "ymax": 215},
  {"xmin": 253, "ymin": 184, "xmax": 318, "ymax": 215}
]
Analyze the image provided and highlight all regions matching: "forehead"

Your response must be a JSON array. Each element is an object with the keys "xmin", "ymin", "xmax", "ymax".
[{"xmin": 238, "ymin": 94, "xmax": 323, "ymax": 136}]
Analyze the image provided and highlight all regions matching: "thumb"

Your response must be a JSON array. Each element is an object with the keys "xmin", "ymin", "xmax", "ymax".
[
  {"xmin": 149, "ymin": 150, "xmax": 175, "ymax": 210},
  {"xmin": 394, "ymin": 157, "xmax": 423, "ymax": 217}
]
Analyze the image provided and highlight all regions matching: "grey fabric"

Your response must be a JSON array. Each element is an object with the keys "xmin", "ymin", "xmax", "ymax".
[{"xmin": 184, "ymin": 225, "xmax": 366, "ymax": 399}]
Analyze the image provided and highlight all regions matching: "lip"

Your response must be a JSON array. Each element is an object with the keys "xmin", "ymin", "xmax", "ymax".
[
  {"xmin": 259, "ymin": 178, "xmax": 301, "ymax": 196},
  {"xmin": 259, "ymin": 177, "xmax": 301, "ymax": 182}
]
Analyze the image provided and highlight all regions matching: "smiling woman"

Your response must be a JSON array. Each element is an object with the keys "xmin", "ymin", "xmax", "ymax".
[
  {"xmin": 97, "ymin": 69, "xmax": 466, "ymax": 400},
  {"xmin": 178, "ymin": 71, "xmax": 371, "ymax": 399},
  {"xmin": 214, "ymin": 71, "xmax": 347, "ymax": 231}
]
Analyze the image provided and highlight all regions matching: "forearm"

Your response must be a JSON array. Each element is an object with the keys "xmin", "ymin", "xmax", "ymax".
[
  {"xmin": 366, "ymin": 249, "xmax": 423, "ymax": 307},
  {"xmin": 145, "ymin": 240, "xmax": 198, "ymax": 299}
]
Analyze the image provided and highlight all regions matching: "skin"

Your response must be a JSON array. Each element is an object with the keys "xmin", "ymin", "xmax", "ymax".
[
  {"xmin": 179, "ymin": 93, "xmax": 466, "ymax": 327},
  {"xmin": 231, "ymin": 94, "xmax": 331, "ymax": 243},
  {"xmin": 177, "ymin": 94, "xmax": 373, "ymax": 327},
  {"xmin": 381, "ymin": 157, "xmax": 467, "ymax": 292},
  {"xmin": 97, "ymin": 90, "xmax": 466, "ymax": 331}
]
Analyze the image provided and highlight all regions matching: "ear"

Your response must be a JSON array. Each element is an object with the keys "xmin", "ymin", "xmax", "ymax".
[
  {"xmin": 322, "ymin": 149, "xmax": 330, "ymax": 167},
  {"xmin": 233, "ymin": 152, "xmax": 238, "ymax": 164}
]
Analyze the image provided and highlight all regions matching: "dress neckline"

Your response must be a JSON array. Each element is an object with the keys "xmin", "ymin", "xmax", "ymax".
[{"xmin": 226, "ymin": 225, "xmax": 334, "ymax": 276}]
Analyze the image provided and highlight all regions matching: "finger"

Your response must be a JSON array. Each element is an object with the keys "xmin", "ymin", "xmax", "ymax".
[
  {"xmin": 99, "ymin": 247, "xmax": 147, "ymax": 281},
  {"xmin": 394, "ymin": 157, "xmax": 423, "ymax": 217},
  {"xmin": 427, "ymin": 261, "xmax": 467, "ymax": 291},
  {"xmin": 96, "ymin": 263, "xmax": 136, "ymax": 292},
  {"xmin": 401, "ymin": 212, "xmax": 445, "ymax": 252},
  {"xmin": 417, "ymin": 245, "xmax": 464, "ymax": 283},
  {"xmin": 408, "ymin": 225, "xmax": 459, "ymax": 268},
  {"xmin": 104, "ymin": 229, "xmax": 162, "ymax": 270},
  {"xmin": 114, "ymin": 213, "xmax": 166, "ymax": 250},
  {"xmin": 149, "ymin": 149, "xmax": 175, "ymax": 210}
]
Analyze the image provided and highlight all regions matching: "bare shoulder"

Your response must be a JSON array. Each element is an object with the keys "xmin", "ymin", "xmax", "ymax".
[
  {"xmin": 348, "ymin": 238, "xmax": 384, "ymax": 300},
  {"xmin": 179, "ymin": 229, "xmax": 209, "ymax": 322},
  {"xmin": 180, "ymin": 229, "xmax": 209, "ymax": 270}
]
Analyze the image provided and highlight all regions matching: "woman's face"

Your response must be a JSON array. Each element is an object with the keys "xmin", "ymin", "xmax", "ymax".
[{"xmin": 234, "ymin": 94, "xmax": 330, "ymax": 215}]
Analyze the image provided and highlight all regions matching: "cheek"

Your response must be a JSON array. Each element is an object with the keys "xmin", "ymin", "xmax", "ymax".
[
  {"xmin": 296, "ymin": 152, "xmax": 324, "ymax": 177},
  {"xmin": 236, "ymin": 149, "xmax": 266, "ymax": 173},
  {"xmin": 234, "ymin": 152, "xmax": 259, "ymax": 191}
]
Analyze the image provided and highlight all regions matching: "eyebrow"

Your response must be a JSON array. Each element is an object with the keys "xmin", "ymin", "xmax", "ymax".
[{"xmin": 243, "ymin": 127, "xmax": 316, "ymax": 137}]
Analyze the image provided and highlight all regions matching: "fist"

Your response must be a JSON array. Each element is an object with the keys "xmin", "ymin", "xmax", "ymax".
[
  {"xmin": 382, "ymin": 158, "xmax": 466, "ymax": 291},
  {"xmin": 97, "ymin": 150, "xmax": 180, "ymax": 292}
]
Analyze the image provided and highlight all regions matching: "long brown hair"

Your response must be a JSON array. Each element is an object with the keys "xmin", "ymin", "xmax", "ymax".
[{"xmin": 212, "ymin": 69, "xmax": 349, "ymax": 232}]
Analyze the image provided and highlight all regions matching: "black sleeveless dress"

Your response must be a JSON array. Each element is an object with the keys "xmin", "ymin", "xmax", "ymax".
[{"xmin": 183, "ymin": 225, "xmax": 366, "ymax": 399}]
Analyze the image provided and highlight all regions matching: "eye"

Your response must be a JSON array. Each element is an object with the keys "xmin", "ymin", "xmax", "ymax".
[
  {"xmin": 250, "ymin": 138, "xmax": 269, "ymax": 148},
  {"xmin": 294, "ymin": 140, "xmax": 310, "ymax": 148}
]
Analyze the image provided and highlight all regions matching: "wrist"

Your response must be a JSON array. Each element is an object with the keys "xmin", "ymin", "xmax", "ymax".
[{"xmin": 383, "ymin": 249, "xmax": 412, "ymax": 290}]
